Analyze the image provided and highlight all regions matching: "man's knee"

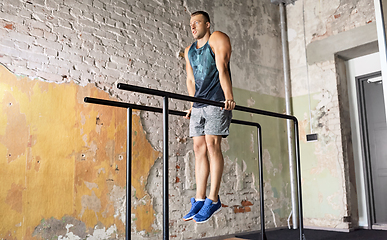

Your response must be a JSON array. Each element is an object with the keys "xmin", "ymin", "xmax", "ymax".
[
  {"xmin": 193, "ymin": 137, "xmax": 207, "ymax": 156},
  {"xmin": 205, "ymin": 136, "xmax": 222, "ymax": 155}
]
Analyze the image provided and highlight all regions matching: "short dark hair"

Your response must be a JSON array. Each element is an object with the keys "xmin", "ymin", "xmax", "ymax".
[{"xmin": 191, "ymin": 11, "xmax": 210, "ymax": 23}]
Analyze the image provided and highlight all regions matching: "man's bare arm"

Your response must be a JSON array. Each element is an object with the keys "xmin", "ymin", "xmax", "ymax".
[
  {"xmin": 185, "ymin": 46, "xmax": 195, "ymax": 118},
  {"xmin": 210, "ymin": 31, "xmax": 235, "ymax": 110}
]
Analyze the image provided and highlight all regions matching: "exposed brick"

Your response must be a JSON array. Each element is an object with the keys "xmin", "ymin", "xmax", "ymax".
[
  {"xmin": 44, "ymin": 31, "xmax": 58, "ymax": 42},
  {"xmin": 113, "ymin": 0, "xmax": 130, "ymax": 11},
  {"xmin": 46, "ymin": 0, "xmax": 59, "ymax": 10},
  {"xmin": 45, "ymin": 48, "xmax": 58, "ymax": 57},
  {"xmin": 93, "ymin": 13, "xmax": 104, "ymax": 24},
  {"xmin": 234, "ymin": 206, "xmax": 245, "ymax": 213},
  {"xmin": 80, "ymin": 0, "xmax": 93, "ymax": 6},
  {"xmin": 82, "ymin": 55, "xmax": 93, "ymax": 65},
  {"xmin": 241, "ymin": 200, "xmax": 253, "ymax": 206},
  {"xmin": 29, "ymin": 20, "xmax": 51, "ymax": 32},
  {"xmin": 132, "ymin": 60, "xmax": 149, "ymax": 70},
  {"xmin": 0, "ymin": 39, "xmax": 15, "ymax": 48},
  {"xmin": 53, "ymin": 26, "xmax": 77, "ymax": 39},
  {"xmin": 0, "ymin": 12, "xmax": 21, "ymax": 22},
  {"xmin": 87, "ymin": 50, "xmax": 108, "ymax": 61},
  {"xmin": 4, "ymin": 23, "xmax": 14, "ymax": 30},
  {"xmin": 73, "ymin": 62, "xmax": 91, "ymax": 73},
  {"xmin": 69, "ymin": 68, "xmax": 82, "ymax": 80},
  {"xmin": 110, "ymin": 11, "xmax": 128, "ymax": 23},
  {"xmin": 110, "ymin": 55, "xmax": 130, "ymax": 65},
  {"xmin": 29, "ymin": 27, "xmax": 44, "ymax": 38},
  {"xmin": 28, "ymin": 44, "xmax": 44, "ymax": 54},
  {"xmin": 36, "ymin": 38, "xmax": 62, "ymax": 51},
  {"xmin": 106, "ymin": 61, "xmax": 117, "ymax": 69},
  {"xmin": 125, "ymin": 9, "xmax": 136, "ymax": 20},
  {"xmin": 81, "ymin": 10, "xmax": 93, "ymax": 21},
  {"xmin": 99, "ymin": 37, "xmax": 116, "ymax": 47},
  {"xmin": 82, "ymin": 71, "xmax": 95, "ymax": 82},
  {"xmin": 141, "ymin": 22, "xmax": 158, "ymax": 33},
  {"xmin": 65, "ymin": 1, "xmax": 87, "ymax": 13},
  {"xmin": 8, "ymin": 31, "xmax": 36, "ymax": 44},
  {"xmin": 116, "ymin": 63, "xmax": 129, "ymax": 72},
  {"xmin": 53, "ymin": 10, "xmax": 72, "ymax": 22},
  {"xmin": 92, "ymin": 0, "xmax": 104, "ymax": 10},
  {"xmin": 8, "ymin": 0, "xmax": 23, "ymax": 8},
  {"xmin": 88, "ymin": 4, "xmax": 105, "ymax": 17},
  {"xmin": 27, "ymin": 61, "xmax": 43, "ymax": 70},
  {"xmin": 12, "ymin": 66, "xmax": 34, "ymax": 76},
  {"xmin": 19, "ymin": 49, "xmax": 49, "ymax": 63},
  {"xmin": 92, "ymin": 43, "xmax": 105, "ymax": 53},
  {"xmin": 104, "ymin": 2, "xmax": 115, "ymax": 13},
  {"xmin": 101, "ymin": 67, "xmax": 121, "ymax": 79},
  {"xmin": 58, "ymin": 18, "xmax": 73, "ymax": 30},
  {"xmin": 30, "ymin": 0, "xmax": 45, "ymax": 6},
  {"xmin": 105, "ymin": 24, "xmax": 124, "ymax": 36},
  {"xmin": 82, "ymin": 41, "xmax": 93, "ymax": 51},
  {"xmin": 0, "ymin": 54, "xmax": 13, "ymax": 64},
  {"xmin": 56, "ymin": 66, "xmax": 70, "ymax": 76},
  {"xmin": 49, "ymin": 58, "xmax": 72, "ymax": 69}
]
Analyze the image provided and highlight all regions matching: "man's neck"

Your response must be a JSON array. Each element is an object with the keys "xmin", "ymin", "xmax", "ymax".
[{"xmin": 196, "ymin": 32, "xmax": 211, "ymax": 49}]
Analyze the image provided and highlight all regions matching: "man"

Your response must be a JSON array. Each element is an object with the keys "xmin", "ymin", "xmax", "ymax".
[{"xmin": 183, "ymin": 11, "xmax": 235, "ymax": 223}]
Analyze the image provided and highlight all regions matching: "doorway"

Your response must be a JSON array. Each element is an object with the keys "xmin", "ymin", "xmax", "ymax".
[{"xmin": 357, "ymin": 72, "xmax": 387, "ymax": 229}]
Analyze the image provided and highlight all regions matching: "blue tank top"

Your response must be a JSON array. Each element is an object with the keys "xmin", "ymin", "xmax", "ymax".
[{"xmin": 188, "ymin": 40, "xmax": 231, "ymax": 108}]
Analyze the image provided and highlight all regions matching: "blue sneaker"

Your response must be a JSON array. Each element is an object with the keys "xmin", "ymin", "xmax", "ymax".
[
  {"xmin": 193, "ymin": 197, "xmax": 222, "ymax": 223},
  {"xmin": 183, "ymin": 197, "xmax": 205, "ymax": 221}
]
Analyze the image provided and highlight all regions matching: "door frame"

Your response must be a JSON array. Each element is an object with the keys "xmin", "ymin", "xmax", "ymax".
[{"xmin": 356, "ymin": 71, "xmax": 383, "ymax": 229}]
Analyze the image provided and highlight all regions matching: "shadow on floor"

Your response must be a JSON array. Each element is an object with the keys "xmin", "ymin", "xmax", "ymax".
[
  {"xmin": 234, "ymin": 229, "xmax": 387, "ymax": 240},
  {"xmin": 198, "ymin": 228, "xmax": 387, "ymax": 240}
]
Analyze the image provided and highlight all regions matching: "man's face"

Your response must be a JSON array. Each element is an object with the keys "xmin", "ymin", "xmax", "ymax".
[{"xmin": 190, "ymin": 14, "xmax": 209, "ymax": 40}]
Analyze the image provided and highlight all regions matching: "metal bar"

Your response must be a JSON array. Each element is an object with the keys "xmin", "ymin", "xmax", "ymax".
[
  {"xmin": 84, "ymin": 97, "xmax": 185, "ymax": 116},
  {"xmin": 117, "ymin": 83, "xmax": 296, "ymax": 121},
  {"xmin": 217, "ymin": 119, "xmax": 265, "ymax": 239},
  {"xmin": 126, "ymin": 108, "xmax": 132, "ymax": 240},
  {"xmin": 294, "ymin": 120, "xmax": 305, "ymax": 240},
  {"xmin": 84, "ymin": 95, "xmax": 304, "ymax": 239},
  {"xmin": 116, "ymin": 83, "xmax": 304, "ymax": 238},
  {"xmin": 257, "ymin": 125, "xmax": 267, "ymax": 240},
  {"xmin": 85, "ymin": 97, "xmax": 266, "ymax": 126},
  {"xmin": 163, "ymin": 96, "xmax": 169, "ymax": 240}
]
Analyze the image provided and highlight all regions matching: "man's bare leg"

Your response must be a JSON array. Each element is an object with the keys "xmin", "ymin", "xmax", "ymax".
[
  {"xmin": 205, "ymin": 135, "xmax": 224, "ymax": 202},
  {"xmin": 193, "ymin": 136, "xmax": 209, "ymax": 200}
]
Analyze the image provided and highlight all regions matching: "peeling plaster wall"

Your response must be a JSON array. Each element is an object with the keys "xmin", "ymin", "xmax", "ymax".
[
  {"xmin": 287, "ymin": 0, "xmax": 376, "ymax": 229},
  {"xmin": 0, "ymin": 64, "xmax": 135, "ymax": 239},
  {"xmin": 0, "ymin": 0, "xmax": 289, "ymax": 239}
]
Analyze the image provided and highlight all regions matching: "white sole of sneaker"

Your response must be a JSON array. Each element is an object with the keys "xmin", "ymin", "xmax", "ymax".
[
  {"xmin": 194, "ymin": 207, "xmax": 222, "ymax": 223},
  {"xmin": 183, "ymin": 215, "xmax": 195, "ymax": 221}
]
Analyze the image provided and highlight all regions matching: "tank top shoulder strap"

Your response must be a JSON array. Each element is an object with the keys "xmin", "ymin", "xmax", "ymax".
[{"xmin": 205, "ymin": 39, "xmax": 215, "ymax": 57}]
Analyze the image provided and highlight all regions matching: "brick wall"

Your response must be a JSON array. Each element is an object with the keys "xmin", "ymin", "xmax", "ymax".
[{"xmin": 0, "ymin": 0, "xmax": 287, "ymax": 239}]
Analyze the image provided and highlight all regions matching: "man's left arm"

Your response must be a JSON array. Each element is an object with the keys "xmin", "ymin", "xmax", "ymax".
[{"xmin": 210, "ymin": 31, "xmax": 235, "ymax": 110}]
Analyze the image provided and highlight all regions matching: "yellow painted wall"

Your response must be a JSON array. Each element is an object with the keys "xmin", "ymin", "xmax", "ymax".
[{"xmin": 0, "ymin": 64, "xmax": 160, "ymax": 239}]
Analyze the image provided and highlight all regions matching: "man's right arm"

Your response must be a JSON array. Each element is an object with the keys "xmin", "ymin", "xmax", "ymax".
[{"xmin": 185, "ymin": 46, "xmax": 195, "ymax": 119}]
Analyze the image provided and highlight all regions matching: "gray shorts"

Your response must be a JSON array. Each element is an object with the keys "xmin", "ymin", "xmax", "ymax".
[{"xmin": 189, "ymin": 105, "xmax": 232, "ymax": 138}]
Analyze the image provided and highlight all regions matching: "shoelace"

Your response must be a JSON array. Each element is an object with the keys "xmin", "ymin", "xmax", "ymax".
[
  {"xmin": 198, "ymin": 204, "xmax": 212, "ymax": 215},
  {"xmin": 190, "ymin": 201, "xmax": 202, "ymax": 212}
]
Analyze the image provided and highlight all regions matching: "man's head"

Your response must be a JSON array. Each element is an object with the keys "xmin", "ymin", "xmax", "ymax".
[{"xmin": 190, "ymin": 11, "xmax": 211, "ymax": 40}]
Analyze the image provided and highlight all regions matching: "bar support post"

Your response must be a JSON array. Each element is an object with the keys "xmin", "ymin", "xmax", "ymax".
[
  {"xmin": 126, "ymin": 107, "xmax": 132, "ymax": 240},
  {"xmin": 257, "ymin": 126, "xmax": 267, "ymax": 240},
  {"xmin": 163, "ymin": 97, "xmax": 169, "ymax": 240},
  {"xmin": 294, "ymin": 120, "xmax": 305, "ymax": 240}
]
